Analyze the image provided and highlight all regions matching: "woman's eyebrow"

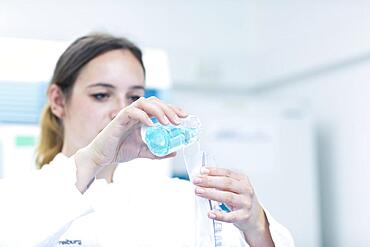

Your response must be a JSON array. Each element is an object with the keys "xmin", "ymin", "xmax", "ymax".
[
  {"xmin": 129, "ymin": 85, "xmax": 145, "ymax": 91},
  {"xmin": 87, "ymin": 82, "xmax": 116, "ymax": 89}
]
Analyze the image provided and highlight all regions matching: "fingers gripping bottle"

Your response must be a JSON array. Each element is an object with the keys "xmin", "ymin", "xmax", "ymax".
[{"xmin": 141, "ymin": 115, "xmax": 201, "ymax": 157}]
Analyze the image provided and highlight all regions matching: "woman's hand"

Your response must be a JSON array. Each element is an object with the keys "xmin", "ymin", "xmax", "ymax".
[
  {"xmin": 88, "ymin": 96, "xmax": 187, "ymax": 165},
  {"xmin": 74, "ymin": 96, "xmax": 187, "ymax": 192},
  {"xmin": 193, "ymin": 167, "xmax": 275, "ymax": 247}
]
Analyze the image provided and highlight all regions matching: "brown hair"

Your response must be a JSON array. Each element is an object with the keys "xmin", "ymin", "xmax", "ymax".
[{"xmin": 36, "ymin": 33, "xmax": 145, "ymax": 168}]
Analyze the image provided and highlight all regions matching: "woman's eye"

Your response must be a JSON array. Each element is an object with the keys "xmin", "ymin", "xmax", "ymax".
[
  {"xmin": 129, "ymin": 95, "xmax": 141, "ymax": 102},
  {"xmin": 91, "ymin": 93, "xmax": 110, "ymax": 101}
]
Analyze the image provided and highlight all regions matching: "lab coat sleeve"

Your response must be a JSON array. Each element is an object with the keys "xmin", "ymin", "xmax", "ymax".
[
  {"xmin": 264, "ymin": 208, "xmax": 295, "ymax": 247},
  {"xmin": 0, "ymin": 155, "xmax": 93, "ymax": 247},
  {"xmin": 221, "ymin": 207, "xmax": 294, "ymax": 247}
]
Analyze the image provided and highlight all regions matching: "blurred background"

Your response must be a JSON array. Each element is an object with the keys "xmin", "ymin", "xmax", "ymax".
[{"xmin": 1, "ymin": 1, "xmax": 370, "ymax": 246}]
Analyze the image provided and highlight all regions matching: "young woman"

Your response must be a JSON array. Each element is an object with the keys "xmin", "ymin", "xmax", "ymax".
[{"xmin": 33, "ymin": 33, "xmax": 293, "ymax": 246}]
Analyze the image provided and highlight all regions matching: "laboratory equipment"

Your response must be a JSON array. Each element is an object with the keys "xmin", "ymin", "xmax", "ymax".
[
  {"xmin": 141, "ymin": 115, "xmax": 201, "ymax": 157},
  {"xmin": 183, "ymin": 145, "xmax": 215, "ymax": 247},
  {"xmin": 202, "ymin": 152, "xmax": 222, "ymax": 247}
]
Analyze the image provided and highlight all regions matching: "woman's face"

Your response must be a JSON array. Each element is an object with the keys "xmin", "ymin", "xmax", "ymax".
[{"xmin": 62, "ymin": 49, "xmax": 145, "ymax": 155}]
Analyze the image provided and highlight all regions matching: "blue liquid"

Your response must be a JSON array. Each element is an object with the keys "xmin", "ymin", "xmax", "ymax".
[
  {"xmin": 143, "ymin": 124, "xmax": 199, "ymax": 157},
  {"xmin": 218, "ymin": 203, "xmax": 231, "ymax": 213}
]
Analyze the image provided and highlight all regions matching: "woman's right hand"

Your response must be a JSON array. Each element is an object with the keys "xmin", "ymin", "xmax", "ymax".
[{"xmin": 74, "ymin": 96, "xmax": 187, "ymax": 192}]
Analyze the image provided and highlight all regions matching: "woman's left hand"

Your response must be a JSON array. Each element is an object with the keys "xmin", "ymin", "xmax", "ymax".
[{"xmin": 193, "ymin": 167, "xmax": 274, "ymax": 246}]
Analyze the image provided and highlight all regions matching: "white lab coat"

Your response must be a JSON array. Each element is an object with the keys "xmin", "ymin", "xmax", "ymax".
[{"xmin": 0, "ymin": 153, "xmax": 294, "ymax": 247}]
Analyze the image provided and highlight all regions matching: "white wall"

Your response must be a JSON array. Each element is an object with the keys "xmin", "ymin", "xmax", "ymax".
[
  {"xmin": 256, "ymin": 62, "xmax": 370, "ymax": 247},
  {"xmin": 2, "ymin": 1, "xmax": 370, "ymax": 91},
  {"xmin": 0, "ymin": 0, "xmax": 249, "ymax": 88}
]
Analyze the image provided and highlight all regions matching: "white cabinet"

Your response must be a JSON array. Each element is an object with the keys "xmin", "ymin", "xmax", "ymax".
[{"xmin": 0, "ymin": 125, "xmax": 39, "ymax": 178}]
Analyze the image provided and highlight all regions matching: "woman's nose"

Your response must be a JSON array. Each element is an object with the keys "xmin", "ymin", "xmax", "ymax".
[{"xmin": 109, "ymin": 98, "xmax": 126, "ymax": 120}]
